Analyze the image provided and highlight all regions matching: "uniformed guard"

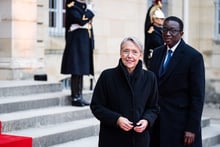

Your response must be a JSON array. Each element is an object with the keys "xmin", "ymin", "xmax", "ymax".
[
  {"xmin": 144, "ymin": 0, "xmax": 163, "ymax": 33},
  {"xmin": 144, "ymin": 0, "xmax": 165, "ymax": 68},
  {"xmin": 61, "ymin": 0, "xmax": 95, "ymax": 106}
]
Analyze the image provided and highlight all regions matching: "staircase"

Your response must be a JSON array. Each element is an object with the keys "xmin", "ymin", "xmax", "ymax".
[
  {"xmin": 0, "ymin": 80, "xmax": 99, "ymax": 147},
  {"xmin": 0, "ymin": 80, "xmax": 220, "ymax": 147},
  {"xmin": 202, "ymin": 117, "xmax": 220, "ymax": 147}
]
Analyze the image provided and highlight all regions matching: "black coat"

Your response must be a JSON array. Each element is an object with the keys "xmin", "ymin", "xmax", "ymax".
[
  {"xmin": 149, "ymin": 39, "xmax": 205, "ymax": 147},
  {"xmin": 90, "ymin": 59, "xmax": 159, "ymax": 147},
  {"xmin": 61, "ymin": 0, "xmax": 95, "ymax": 75}
]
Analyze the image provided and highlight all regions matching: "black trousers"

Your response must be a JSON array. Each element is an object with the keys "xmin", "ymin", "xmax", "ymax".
[{"xmin": 71, "ymin": 74, "xmax": 83, "ymax": 98}]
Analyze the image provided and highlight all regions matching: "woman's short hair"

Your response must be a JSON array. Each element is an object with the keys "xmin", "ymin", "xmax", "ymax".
[{"xmin": 120, "ymin": 36, "xmax": 143, "ymax": 52}]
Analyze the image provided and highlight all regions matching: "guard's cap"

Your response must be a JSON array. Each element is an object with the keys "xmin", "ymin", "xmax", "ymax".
[{"xmin": 152, "ymin": 8, "xmax": 165, "ymax": 19}]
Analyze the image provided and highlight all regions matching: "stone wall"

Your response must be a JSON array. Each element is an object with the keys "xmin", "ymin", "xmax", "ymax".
[{"xmin": 0, "ymin": 0, "xmax": 45, "ymax": 80}]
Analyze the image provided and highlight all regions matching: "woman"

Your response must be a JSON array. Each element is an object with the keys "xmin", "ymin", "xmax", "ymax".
[{"xmin": 90, "ymin": 37, "xmax": 159, "ymax": 147}]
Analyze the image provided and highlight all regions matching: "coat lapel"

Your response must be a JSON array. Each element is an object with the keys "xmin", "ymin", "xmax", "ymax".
[
  {"xmin": 159, "ymin": 39, "xmax": 185, "ymax": 84},
  {"xmin": 154, "ymin": 46, "xmax": 167, "ymax": 77}
]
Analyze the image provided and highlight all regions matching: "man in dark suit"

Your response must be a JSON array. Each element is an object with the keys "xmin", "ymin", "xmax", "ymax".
[{"xmin": 149, "ymin": 16, "xmax": 205, "ymax": 147}]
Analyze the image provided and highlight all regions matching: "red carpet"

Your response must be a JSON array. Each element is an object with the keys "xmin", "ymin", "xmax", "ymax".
[
  {"xmin": 0, "ymin": 120, "xmax": 32, "ymax": 146},
  {"xmin": 0, "ymin": 121, "xmax": 2, "ymax": 134},
  {"xmin": 0, "ymin": 134, "xmax": 32, "ymax": 147}
]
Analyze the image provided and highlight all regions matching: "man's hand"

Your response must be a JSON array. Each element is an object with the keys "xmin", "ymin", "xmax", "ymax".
[
  {"xmin": 184, "ymin": 131, "xmax": 195, "ymax": 146},
  {"xmin": 117, "ymin": 116, "xmax": 133, "ymax": 131}
]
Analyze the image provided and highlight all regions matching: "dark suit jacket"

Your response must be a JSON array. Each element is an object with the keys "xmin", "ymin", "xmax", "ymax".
[{"xmin": 149, "ymin": 39, "xmax": 205, "ymax": 147}]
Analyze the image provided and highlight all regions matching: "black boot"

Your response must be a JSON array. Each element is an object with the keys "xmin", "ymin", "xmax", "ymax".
[
  {"xmin": 78, "ymin": 75, "xmax": 90, "ymax": 105},
  {"xmin": 71, "ymin": 75, "xmax": 90, "ymax": 106}
]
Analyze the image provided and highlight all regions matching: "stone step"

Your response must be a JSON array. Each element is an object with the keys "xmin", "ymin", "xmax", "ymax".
[
  {"xmin": 0, "ymin": 80, "xmax": 62, "ymax": 97},
  {"xmin": 50, "ymin": 124, "xmax": 220, "ymax": 147},
  {"xmin": 49, "ymin": 136, "xmax": 98, "ymax": 147},
  {"xmin": 0, "ymin": 92, "xmax": 69, "ymax": 114},
  {"xmin": 0, "ymin": 106, "xmax": 93, "ymax": 132},
  {"xmin": 1, "ymin": 80, "xmax": 219, "ymax": 147},
  {"xmin": 202, "ymin": 124, "xmax": 220, "ymax": 147},
  {"xmin": 202, "ymin": 117, "xmax": 211, "ymax": 128},
  {"xmin": 0, "ymin": 90, "xmax": 92, "ymax": 114},
  {"xmin": 0, "ymin": 80, "xmax": 96, "ymax": 147},
  {"xmin": 6, "ymin": 118, "xmax": 99, "ymax": 147},
  {"xmin": 48, "ymin": 117, "xmax": 214, "ymax": 147}
]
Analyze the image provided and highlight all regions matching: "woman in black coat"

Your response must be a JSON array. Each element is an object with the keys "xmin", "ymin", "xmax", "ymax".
[
  {"xmin": 61, "ymin": 0, "xmax": 95, "ymax": 106},
  {"xmin": 90, "ymin": 37, "xmax": 159, "ymax": 147}
]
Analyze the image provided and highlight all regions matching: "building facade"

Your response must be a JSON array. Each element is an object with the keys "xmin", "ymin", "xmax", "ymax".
[{"xmin": 0, "ymin": 0, "xmax": 220, "ymax": 91}]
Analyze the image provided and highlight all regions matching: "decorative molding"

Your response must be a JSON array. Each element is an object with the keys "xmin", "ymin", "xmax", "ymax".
[
  {"xmin": 45, "ymin": 49, "xmax": 63, "ymax": 55},
  {"xmin": 0, "ymin": 58, "xmax": 45, "ymax": 69}
]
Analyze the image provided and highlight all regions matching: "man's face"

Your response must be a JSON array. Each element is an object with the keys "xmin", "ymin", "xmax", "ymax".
[{"xmin": 162, "ymin": 20, "xmax": 183, "ymax": 48}]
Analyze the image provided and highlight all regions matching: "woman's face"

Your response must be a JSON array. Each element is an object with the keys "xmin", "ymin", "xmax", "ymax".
[{"xmin": 120, "ymin": 40, "xmax": 142, "ymax": 73}]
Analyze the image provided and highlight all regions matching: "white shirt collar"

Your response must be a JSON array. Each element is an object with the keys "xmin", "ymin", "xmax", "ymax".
[{"xmin": 167, "ymin": 39, "xmax": 181, "ymax": 52}]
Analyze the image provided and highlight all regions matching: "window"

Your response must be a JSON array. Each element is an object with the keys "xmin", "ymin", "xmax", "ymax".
[
  {"xmin": 215, "ymin": 0, "xmax": 220, "ymax": 40},
  {"xmin": 49, "ymin": 0, "xmax": 66, "ymax": 36}
]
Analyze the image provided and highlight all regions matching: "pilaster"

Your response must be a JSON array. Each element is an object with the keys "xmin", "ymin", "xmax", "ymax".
[{"xmin": 0, "ymin": 0, "xmax": 45, "ymax": 80}]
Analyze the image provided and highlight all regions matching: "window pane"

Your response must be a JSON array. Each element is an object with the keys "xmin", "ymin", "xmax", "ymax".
[
  {"xmin": 219, "ymin": 23, "xmax": 220, "ymax": 34},
  {"xmin": 63, "ymin": 0, "xmax": 66, "ymax": 28},
  {"xmin": 218, "ymin": 2, "xmax": 220, "ymax": 35},
  {"xmin": 63, "ymin": 13, "xmax": 66, "ymax": 28},
  {"xmin": 63, "ymin": 0, "xmax": 66, "ymax": 9},
  {"xmin": 49, "ymin": 0, "xmax": 56, "ymax": 9},
  {"xmin": 49, "ymin": 0, "xmax": 52, "ymax": 8},
  {"xmin": 49, "ymin": 0, "xmax": 65, "ymax": 36},
  {"xmin": 49, "ymin": 12, "xmax": 56, "ymax": 27},
  {"xmin": 49, "ymin": 12, "xmax": 52, "ymax": 27},
  {"xmin": 219, "ymin": 9, "xmax": 220, "ymax": 20}
]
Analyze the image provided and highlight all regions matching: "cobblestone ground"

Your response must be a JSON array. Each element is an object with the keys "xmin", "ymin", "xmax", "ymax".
[{"xmin": 203, "ymin": 103, "xmax": 220, "ymax": 124}]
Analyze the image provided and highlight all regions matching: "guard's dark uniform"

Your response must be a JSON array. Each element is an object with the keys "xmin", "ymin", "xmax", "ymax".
[
  {"xmin": 143, "ymin": 0, "xmax": 163, "ymax": 69},
  {"xmin": 144, "ymin": 25, "xmax": 163, "ymax": 68},
  {"xmin": 61, "ymin": 0, "xmax": 95, "ymax": 106},
  {"xmin": 61, "ymin": 0, "xmax": 95, "ymax": 75}
]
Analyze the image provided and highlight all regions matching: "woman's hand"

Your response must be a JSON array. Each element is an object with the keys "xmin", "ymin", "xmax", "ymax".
[
  {"xmin": 117, "ymin": 116, "xmax": 134, "ymax": 131},
  {"xmin": 133, "ymin": 119, "xmax": 148, "ymax": 133}
]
